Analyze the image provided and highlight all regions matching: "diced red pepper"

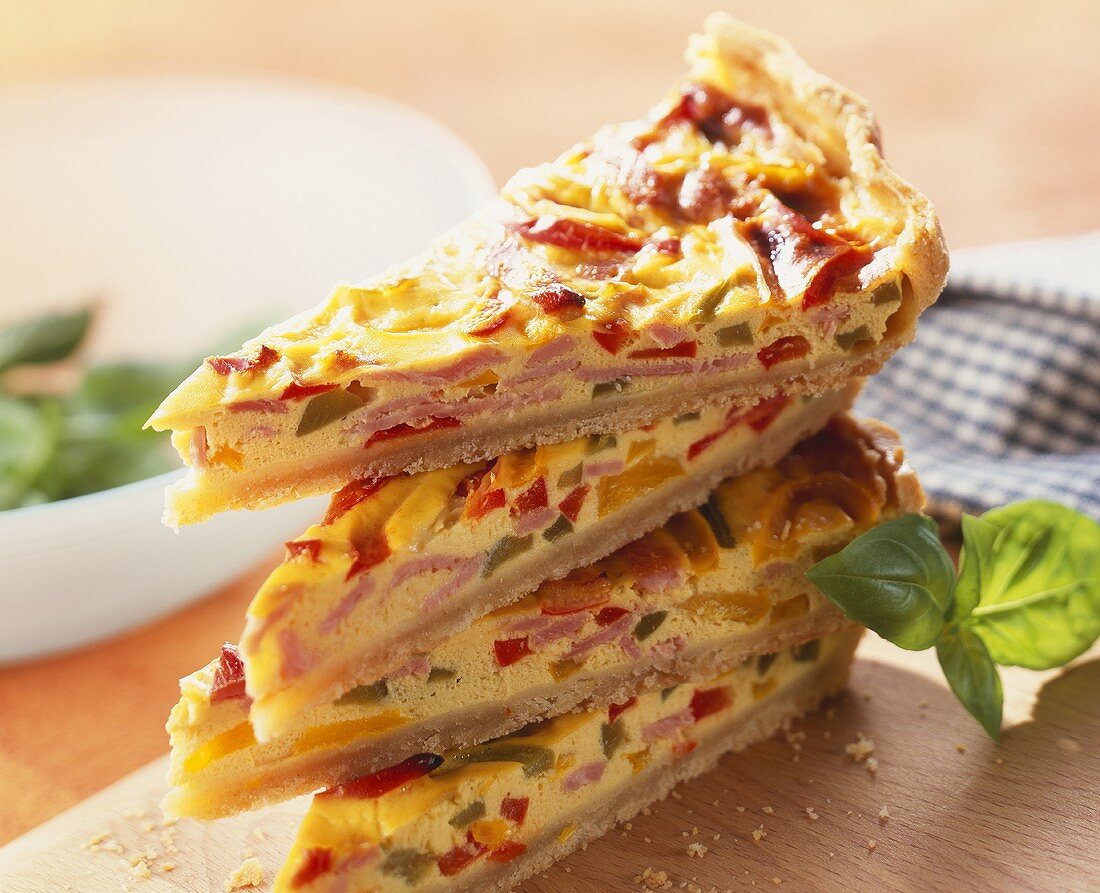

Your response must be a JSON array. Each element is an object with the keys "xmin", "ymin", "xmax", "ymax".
[
  {"xmin": 206, "ymin": 344, "xmax": 279, "ymax": 376},
  {"xmin": 513, "ymin": 477, "xmax": 548, "ymax": 515},
  {"xmin": 488, "ymin": 840, "xmax": 527, "ymax": 863},
  {"xmin": 500, "ymin": 796, "xmax": 530, "ymax": 825},
  {"xmin": 608, "ymin": 696, "xmax": 637, "ymax": 724},
  {"xmin": 344, "ymin": 530, "xmax": 391, "ymax": 581},
  {"xmin": 280, "ymin": 380, "xmax": 337, "ymax": 401},
  {"xmin": 466, "ymin": 486, "xmax": 506, "ymax": 521},
  {"xmin": 365, "ymin": 416, "xmax": 461, "ymax": 449},
  {"xmin": 627, "ymin": 340, "xmax": 697, "ymax": 360},
  {"xmin": 594, "ymin": 605, "xmax": 630, "ymax": 626},
  {"xmin": 672, "ymin": 739, "xmax": 698, "ymax": 758},
  {"xmin": 743, "ymin": 394, "xmax": 791, "ymax": 432},
  {"xmin": 284, "ymin": 539, "xmax": 323, "ymax": 562},
  {"xmin": 289, "ymin": 847, "xmax": 333, "ymax": 888},
  {"xmin": 531, "ymin": 285, "xmax": 586, "ymax": 317},
  {"xmin": 494, "ymin": 636, "xmax": 533, "ymax": 667},
  {"xmin": 512, "ymin": 217, "xmax": 642, "ymax": 255},
  {"xmin": 757, "ymin": 335, "xmax": 811, "ymax": 370},
  {"xmin": 437, "ymin": 834, "xmax": 487, "ymax": 877},
  {"xmin": 592, "ymin": 317, "xmax": 633, "ymax": 355},
  {"xmin": 209, "ymin": 643, "xmax": 247, "ymax": 703},
  {"xmin": 689, "ymin": 686, "xmax": 732, "ymax": 722},
  {"xmin": 686, "ymin": 404, "xmax": 744, "ymax": 462},
  {"xmin": 324, "ymin": 475, "xmax": 394, "ymax": 526},
  {"xmin": 319, "ymin": 753, "xmax": 443, "ymax": 800},
  {"xmin": 654, "ymin": 238, "xmax": 681, "ymax": 255},
  {"xmin": 558, "ymin": 484, "xmax": 590, "ymax": 523}
]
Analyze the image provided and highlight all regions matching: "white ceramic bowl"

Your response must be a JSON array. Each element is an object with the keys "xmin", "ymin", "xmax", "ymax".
[{"xmin": 0, "ymin": 76, "xmax": 495, "ymax": 662}]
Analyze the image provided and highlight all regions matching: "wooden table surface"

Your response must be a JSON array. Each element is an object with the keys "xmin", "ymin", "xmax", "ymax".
[{"xmin": 2, "ymin": 0, "xmax": 1099, "ymax": 858}]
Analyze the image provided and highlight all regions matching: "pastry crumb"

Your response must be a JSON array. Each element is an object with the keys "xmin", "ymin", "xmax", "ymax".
[
  {"xmin": 687, "ymin": 842, "xmax": 708, "ymax": 859},
  {"xmin": 752, "ymin": 825, "xmax": 767, "ymax": 842},
  {"xmin": 762, "ymin": 806, "xmax": 774, "ymax": 815},
  {"xmin": 805, "ymin": 807, "xmax": 820, "ymax": 820},
  {"xmin": 225, "ymin": 856, "xmax": 265, "ymax": 890},
  {"xmin": 865, "ymin": 756, "xmax": 879, "ymax": 776},
  {"xmin": 878, "ymin": 805, "xmax": 890, "ymax": 823},
  {"xmin": 634, "ymin": 867, "xmax": 672, "ymax": 889},
  {"xmin": 955, "ymin": 743, "xmax": 967, "ymax": 754},
  {"xmin": 868, "ymin": 838, "xmax": 877, "ymax": 852},
  {"xmin": 845, "ymin": 733, "xmax": 875, "ymax": 763}
]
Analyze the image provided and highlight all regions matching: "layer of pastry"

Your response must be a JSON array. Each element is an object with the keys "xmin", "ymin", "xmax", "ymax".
[
  {"xmin": 238, "ymin": 387, "xmax": 855, "ymax": 741},
  {"xmin": 165, "ymin": 413, "xmax": 919, "ymax": 817},
  {"xmin": 274, "ymin": 627, "xmax": 861, "ymax": 892},
  {"xmin": 149, "ymin": 15, "xmax": 946, "ymax": 525}
]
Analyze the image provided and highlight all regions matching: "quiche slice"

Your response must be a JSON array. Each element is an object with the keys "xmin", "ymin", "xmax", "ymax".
[
  {"xmin": 164, "ymin": 414, "xmax": 919, "ymax": 818},
  {"xmin": 236, "ymin": 387, "xmax": 854, "ymax": 742},
  {"xmin": 147, "ymin": 14, "xmax": 946, "ymax": 526},
  {"xmin": 275, "ymin": 627, "xmax": 861, "ymax": 893}
]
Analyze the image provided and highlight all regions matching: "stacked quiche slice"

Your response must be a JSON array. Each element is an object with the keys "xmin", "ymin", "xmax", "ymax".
[{"xmin": 151, "ymin": 14, "xmax": 946, "ymax": 892}]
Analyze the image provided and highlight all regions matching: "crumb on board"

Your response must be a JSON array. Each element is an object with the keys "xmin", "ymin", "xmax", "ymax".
[
  {"xmin": 868, "ymin": 839, "xmax": 877, "ymax": 852},
  {"xmin": 865, "ymin": 755, "xmax": 879, "ymax": 777},
  {"xmin": 687, "ymin": 842, "xmax": 708, "ymax": 859},
  {"xmin": 752, "ymin": 825, "xmax": 767, "ymax": 842},
  {"xmin": 762, "ymin": 806, "xmax": 775, "ymax": 815},
  {"xmin": 878, "ymin": 805, "xmax": 891, "ymax": 824},
  {"xmin": 225, "ymin": 856, "xmax": 265, "ymax": 890},
  {"xmin": 805, "ymin": 807, "xmax": 820, "ymax": 820},
  {"xmin": 955, "ymin": 743, "xmax": 967, "ymax": 754},
  {"xmin": 845, "ymin": 733, "xmax": 875, "ymax": 763},
  {"xmin": 634, "ymin": 867, "xmax": 672, "ymax": 889}
]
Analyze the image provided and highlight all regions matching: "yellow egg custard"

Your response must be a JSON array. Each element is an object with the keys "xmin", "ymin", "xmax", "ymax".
[
  {"xmin": 235, "ymin": 387, "xmax": 855, "ymax": 742},
  {"xmin": 164, "ymin": 414, "xmax": 919, "ymax": 818},
  {"xmin": 147, "ymin": 15, "xmax": 946, "ymax": 526},
  {"xmin": 274, "ymin": 627, "xmax": 861, "ymax": 892}
]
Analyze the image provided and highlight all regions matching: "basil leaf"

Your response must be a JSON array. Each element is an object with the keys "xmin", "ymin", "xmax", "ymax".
[
  {"xmin": 0, "ymin": 396, "xmax": 60, "ymax": 509},
  {"xmin": 953, "ymin": 514, "xmax": 1001, "ymax": 620},
  {"xmin": 0, "ymin": 307, "xmax": 92, "ymax": 374},
  {"xmin": 936, "ymin": 623, "xmax": 1003, "ymax": 741},
  {"xmin": 805, "ymin": 514, "xmax": 955, "ymax": 650},
  {"xmin": 962, "ymin": 501, "xmax": 1100, "ymax": 670}
]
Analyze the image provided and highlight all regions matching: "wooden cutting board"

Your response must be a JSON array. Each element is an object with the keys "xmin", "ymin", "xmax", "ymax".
[{"xmin": 2, "ymin": 637, "xmax": 1097, "ymax": 893}]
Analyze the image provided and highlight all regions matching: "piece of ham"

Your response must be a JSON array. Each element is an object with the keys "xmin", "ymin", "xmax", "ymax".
[
  {"xmin": 422, "ymin": 555, "xmax": 484, "ymax": 611},
  {"xmin": 320, "ymin": 576, "xmax": 376, "ymax": 635},
  {"xmin": 642, "ymin": 707, "xmax": 694, "ymax": 743},
  {"xmin": 564, "ymin": 613, "xmax": 633, "ymax": 661},
  {"xmin": 561, "ymin": 760, "xmax": 606, "ymax": 793}
]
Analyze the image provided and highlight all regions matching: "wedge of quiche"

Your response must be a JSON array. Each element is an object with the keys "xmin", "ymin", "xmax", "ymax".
[
  {"xmin": 164, "ymin": 414, "xmax": 919, "ymax": 817},
  {"xmin": 274, "ymin": 627, "xmax": 861, "ymax": 893},
  {"xmin": 224, "ymin": 388, "xmax": 852, "ymax": 743},
  {"xmin": 148, "ymin": 14, "xmax": 946, "ymax": 526}
]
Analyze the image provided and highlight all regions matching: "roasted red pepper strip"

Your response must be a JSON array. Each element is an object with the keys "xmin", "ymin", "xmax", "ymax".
[
  {"xmin": 493, "ymin": 636, "xmax": 533, "ymax": 667},
  {"xmin": 289, "ymin": 847, "xmax": 333, "ymax": 888},
  {"xmin": 757, "ymin": 335, "xmax": 811, "ymax": 370},
  {"xmin": 513, "ymin": 477, "xmax": 549, "ymax": 515},
  {"xmin": 344, "ymin": 530, "xmax": 391, "ymax": 581},
  {"xmin": 319, "ymin": 753, "xmax": 443, "ymax": 800},
  {"xmin": 743, "ymin": 394, "xmax": 791, "ymax": 432},
  {"xmin": 324, "ymin": 476, "xmax": 394, "ymax": 526},
  {"xmin": 512, "ymin": 217, "xmax": 642, "ymax": 255},
  {"xmin": 209, "ymin": 643, "xmax": 247, "ymax": 703},
  {"xmin": 558, "ymin": 484, "xmax": 590, "ymax": 523},
  {"xmin": 531, "ymin": 284, "xmax": 586, "ymax": 316},
  {"xmin": 488, "ymin": 840, "xmax": 527, "ymax": 863},
  {"xmin": 206, "ymin": 344, "xmax": 279, "ymax": 376},
  {"xmin": 689, "ymin": 686, "xmax": 732, "ymax": 722},
  {"xmin": 594, "ymin": 605, "xmax": 630, "ymax": 626},
  {"xmin": 364, "ymin": 416, "xmax": 461, "ymax": 449},
  {"xmin": 437, "ymin": 833, "xmax": 488, "ymax": 876},
  {"xmin": 608, "ymin": 696, "xmax": 638, "ymax": 724},
  {"xmin": 281, "ymin": 381, "xmax": 337, "ymax": 401},
  {"xmin": 592, "ymin": 317, "xmax": 633, "ymax": 355},
  {"xmin": 627, "ymin": 340, "xmax": 697, "ymax": 360}
]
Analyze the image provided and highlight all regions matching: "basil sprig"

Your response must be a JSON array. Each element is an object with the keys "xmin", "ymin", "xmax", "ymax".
[{"xmin": 806, "ymin": 501, "xmax": 1100, "ymax": 739}]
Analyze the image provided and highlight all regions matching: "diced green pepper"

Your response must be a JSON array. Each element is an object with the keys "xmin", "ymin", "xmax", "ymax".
[
  {"xmin": 834, "ymin": 325, "xmax": 871, "ymax": 351},
  {"xmin": 660, "ymin": 685, "xmax": 678, "ymax": 701},
  {"xmin": 716, "ymin": 322, "xmax": 753, "ymax": 347},
  {"xmin": 336, "ymin": 678, "xmax": 388, "ymax": 705},
  {"xmin": 449, "ymin": 799, "xmax": 486, "ymax": 828},
  {"xmin": 585, "ymin": 433, "xmax": 618, "ymax": 454},
  {"xmin": 542, "ymin": 514, "xmax": 574, "ymax": 542},
  {"xmin": 296, "ymin": 388, "xmax": 365, "ymax": 436},
  {"xmin": 381, "ymin": 848, "xmax": 435, "ymax": 884},
  {"xmin": 633, "ymin": 610, "xmax": 668, "ymax": 641},
  {"xmin": 557, "ymin": 463, "xmax": 583, "ymax": 489},
  {"xmin": 793, "ymin": 640, "xmax": 820, "ymax": 662},
  {"xmin": 431, "ymin": 742, "xmax": 555, "ymax": 778},
  {"xmin": 698, "ymin": 494, "xmax": 735, "ymax": 548},
  {"xmin": 601, "ymin": 720, "xmax": 625, "ymax": 759},
  {"xmin": 673, "ymin": 411, "xmax": 701, "ymax": 425},
  {"xmin": 482, "ymin": 535, "xmax": 533, "ymax": 578},
  {"xmin": 691, "ymin": 279, "xmax": 730, "ymax": 324},
  {"xmin": 871, "ymin": 281, "xmax": 902, "ymax": 305}
]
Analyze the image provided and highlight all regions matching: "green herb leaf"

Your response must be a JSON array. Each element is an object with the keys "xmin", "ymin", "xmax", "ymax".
[
  {"xmin": 805, "ymin": 514, "xmax": 955, "ymax": 650},
  {"xmin": 0, "ymin": 307, "xmax": 92, "ymax": 374},
  {"xmin": 0, "ymin": 396, "xmax": 60, "ymax": 509},
  {"xmin": 960, "ymin": 501, "xmax": 1100, "ymax": 670},
  {"xmin": 936, "ymin": 623, "xmax": 1003, "ymax": 741}
]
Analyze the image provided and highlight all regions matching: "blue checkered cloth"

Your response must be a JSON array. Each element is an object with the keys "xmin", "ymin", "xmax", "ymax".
[{"xmin": 858, "ymin": 232, "xmax": 1100, "ymax": 518}]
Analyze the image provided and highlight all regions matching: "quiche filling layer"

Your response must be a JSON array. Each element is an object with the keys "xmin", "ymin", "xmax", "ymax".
[
  {"xmin": 275, "ymin": 629, "xmax": 858, "ymax": 892},
  {"xmin": 147, "ymin": 15, "xmax": 945, "ymax": 524},
  {"xmin": 166, "ymin": 414, "xmax": 918, "ymax": 818},
  {"xmin": 237, "ymin": 388, "xmax": 851, "ymax": 740}
]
